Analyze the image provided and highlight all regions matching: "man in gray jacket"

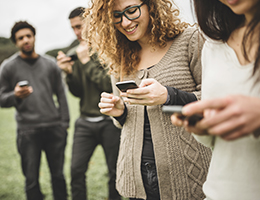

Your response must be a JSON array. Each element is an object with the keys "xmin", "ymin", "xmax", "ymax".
[{"xmin": 0, "ymin": 21, "xmax": 70, "ymax": 200}]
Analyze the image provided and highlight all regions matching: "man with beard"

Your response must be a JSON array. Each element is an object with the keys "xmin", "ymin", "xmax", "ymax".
[{"xmin": 0, "ymin": 21, "xmax": 70, "ymax": 200}]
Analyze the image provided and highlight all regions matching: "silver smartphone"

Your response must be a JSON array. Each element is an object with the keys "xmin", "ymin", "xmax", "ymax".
[{"xmin": 18, "ymin": 80, "xmax": 29, "ymax": 87}]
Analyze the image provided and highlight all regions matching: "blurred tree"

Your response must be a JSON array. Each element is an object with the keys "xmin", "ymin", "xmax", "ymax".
[{"xmin": 0, "ymin": 37, "xmax": 18, "ymax": 65}]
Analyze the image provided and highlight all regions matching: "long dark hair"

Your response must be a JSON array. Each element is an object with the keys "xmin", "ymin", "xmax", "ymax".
[{"xmin": 192, "ymin": 0, "xmax": 260, "ymax": 83}]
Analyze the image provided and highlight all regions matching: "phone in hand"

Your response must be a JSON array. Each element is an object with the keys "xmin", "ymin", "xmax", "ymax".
[
  {"xmin": 18, "ymin": 80, "xmax": 29, "ymax": 87},
  {"xmin": 116, "ymin": 80, "xmax": 139, "ymax": 92},
  {"xmin": 162, "ymin": 105, "xmax": 203, "ymax": 126},
  {"xmin": 66, "ymin": 53, "xmax": 78, "ymax": 61}
]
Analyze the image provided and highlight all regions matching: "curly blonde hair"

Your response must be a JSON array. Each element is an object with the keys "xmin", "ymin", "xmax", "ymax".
[{"xmin": 83, "ymin": 0, "xmax": 189, "ymax": 78}]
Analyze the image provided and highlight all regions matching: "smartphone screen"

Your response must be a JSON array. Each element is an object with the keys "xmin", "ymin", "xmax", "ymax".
[{"xmin": 116, "ymin": 80, "xmax": 138, "ymax": 92}]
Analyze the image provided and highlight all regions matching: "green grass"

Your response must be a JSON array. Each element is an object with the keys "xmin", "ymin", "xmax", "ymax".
[{"xmin": 0, "ymin": 92, "xmax": 124, "ymax": 200}]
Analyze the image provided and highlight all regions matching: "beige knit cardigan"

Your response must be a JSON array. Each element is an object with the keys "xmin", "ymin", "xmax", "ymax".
[{"xmin": 111, "ymin": 27, "xmax": 212, "ymax": 200}]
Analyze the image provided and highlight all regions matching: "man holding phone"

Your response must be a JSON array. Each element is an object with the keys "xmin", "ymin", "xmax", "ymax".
[
  {"xmin": 0, "ymin": 21, "xmax": 69, "ymax": 200},
  {"xmin": 56, "ymin": 7, "xmax": 121, "ymax": 200}
]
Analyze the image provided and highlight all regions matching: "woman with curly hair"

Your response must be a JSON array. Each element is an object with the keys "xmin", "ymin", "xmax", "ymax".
[{"xmin": 84, "ymin": 0, "xmax": 211, "ymax": 199}]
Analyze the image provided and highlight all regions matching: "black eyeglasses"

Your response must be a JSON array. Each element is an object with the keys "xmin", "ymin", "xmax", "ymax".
[{"xmin": 112, "ymin": 2, "xmax": 145, "ymax": 24}]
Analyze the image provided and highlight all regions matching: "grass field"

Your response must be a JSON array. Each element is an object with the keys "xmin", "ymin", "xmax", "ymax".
[{"xmin": 0, "ymin": 92, "xmax": 122, "ymax": 200}]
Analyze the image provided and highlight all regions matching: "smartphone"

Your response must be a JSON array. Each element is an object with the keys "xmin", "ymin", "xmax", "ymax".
[
  {"xmin": 162, "ymin": 105, "xmax": 203, "ymax": 126},
  {"xmin": 116, "ymin": 80, "xmax": 139, "ymax": 92},
  {"xmin": 18, "ymin": 80, "xmax": 29, "ymax": 87},
  {"xmin": 66, "ymin": 53, "xmax": 78, "ymax": 61}
]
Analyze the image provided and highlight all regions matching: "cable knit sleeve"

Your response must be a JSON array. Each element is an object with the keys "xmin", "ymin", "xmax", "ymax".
[{"xmin": 160, "ymin": 28, "xmax": 204, "ymax": 105}]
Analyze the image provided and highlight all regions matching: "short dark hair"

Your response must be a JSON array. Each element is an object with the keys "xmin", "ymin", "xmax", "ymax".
[
  {"xmin": 68, "ymin": 7, "xmax": 85, "ymax": 19},
  {"xmin": 10, "ymin": 21, "xmax": 36, "ymax": 44}
]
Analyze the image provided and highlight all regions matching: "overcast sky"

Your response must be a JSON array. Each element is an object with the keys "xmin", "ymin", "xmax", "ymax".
[{"xmin": 0, "ymin": 0, "xmax": 195, "ymax": 54}]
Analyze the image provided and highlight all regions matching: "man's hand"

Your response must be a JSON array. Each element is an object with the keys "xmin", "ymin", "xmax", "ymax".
[
  {"xmin": 57, "ymin": 51, "xmax": 73, "ymax": 74},
  {"xmin": 14, "ymin": 83, "xmax": 33, "ymax": 99}
]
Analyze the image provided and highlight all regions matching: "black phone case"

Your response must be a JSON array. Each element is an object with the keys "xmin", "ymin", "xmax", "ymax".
[
  {"xmin": 162, "ymin": 105, "xmax": 203, "ymax": 126},
  {"xmin": 116, "ymin": 81, "xmax": 138, "ymax": 92}
]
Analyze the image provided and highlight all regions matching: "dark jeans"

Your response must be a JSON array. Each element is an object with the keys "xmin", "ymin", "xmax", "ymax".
[
  {"xmin": 17, "ymin": 125, "xmax": 68, "ymax": 200},
  {"xmin": 130, "ymin": 161, "xmax": 160, "ymax": 200},
  {"xmin": 71, "ymin": 117, "xmax": 121, "ymax": 200}
]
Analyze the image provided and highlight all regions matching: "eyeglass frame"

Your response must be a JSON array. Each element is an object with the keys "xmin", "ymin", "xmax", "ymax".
[{"xmin": 112, "ymin": 2, "xmax": 145, "ymax": 24}]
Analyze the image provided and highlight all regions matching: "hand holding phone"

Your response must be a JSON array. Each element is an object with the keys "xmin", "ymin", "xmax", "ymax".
[
  {"xmin": 15, "ymin": 80, "xmax": 32, "ymax": 99},
  {"xmin": 116, "ymin": 80, "xmax": 138, "ymax": 92},
  {"xmin": 18, "ymin": 80, "xmax": 29, "ymax": 87},
  {"xmin": 66, "ymin": 52, "xmax": 78, "ymax": 61},
  {"xmin": 162, "ymin": 105, "xmax": 203, "ymax": 126}
]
